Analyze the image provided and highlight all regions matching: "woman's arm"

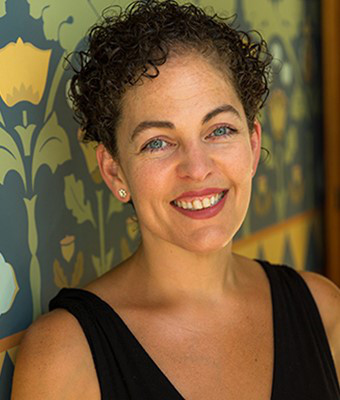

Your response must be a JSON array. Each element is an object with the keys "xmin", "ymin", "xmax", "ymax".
[
  {"xmin": 11, "ymin": 309, "xmax": 100, "ymax": 400},
  {"xmin": 300, "ymin": 271, "xmax": 340, "ymax": 382}
]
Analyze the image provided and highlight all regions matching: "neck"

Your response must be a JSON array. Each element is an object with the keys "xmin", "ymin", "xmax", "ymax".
[{"xmin": 127, "ymin": 237, "xmax": 239, "ymax": 306}]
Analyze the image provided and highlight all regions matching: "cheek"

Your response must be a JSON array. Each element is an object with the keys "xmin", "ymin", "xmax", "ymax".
[
  {"xmin": 125, "ymin": 158, "xmax": 170, "ymax": 204},
  {"xmin": 219, "ymin": 144, "xmax": 253, "ymax": 182}
]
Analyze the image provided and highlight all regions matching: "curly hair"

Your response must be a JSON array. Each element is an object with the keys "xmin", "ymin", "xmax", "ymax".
[{"xmin": 69, "ymin": 0, "xmax": 272, "ymax": 159}]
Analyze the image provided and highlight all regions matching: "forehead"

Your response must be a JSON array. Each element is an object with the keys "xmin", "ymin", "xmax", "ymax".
[{"xmin": 120, "ymin": 53, "xmax": 245, "ymax": 129}]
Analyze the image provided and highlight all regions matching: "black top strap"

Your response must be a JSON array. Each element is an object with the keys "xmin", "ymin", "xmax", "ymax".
[
  {"xmin": 49, "ymin": 261, "xmax": 340, "ymax": 400},
  {"xmin": 258, "ymin": 260, "xmax": 339, "ymax": 399},
  {"xmin": 49, "ymin": 288, "xmax": 184, "ymax": 400}
]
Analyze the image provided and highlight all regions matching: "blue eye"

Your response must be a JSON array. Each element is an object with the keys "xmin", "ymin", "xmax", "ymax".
[
  {"xmin": 210, "ymin": 126, "xmax": 236, "ymax": 138},
  {"xmin": 142, "ymin": 138, "xmax": 169, "ymax": 153}
]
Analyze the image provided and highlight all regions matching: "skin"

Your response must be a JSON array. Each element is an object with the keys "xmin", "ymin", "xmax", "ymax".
[
  {"xmin": 11, "ymin": 52, "xmax": 340, "ymax": 399},
  {"xmin": 98, "ymin": 52, "xmax": 261, "ymax": 303}
]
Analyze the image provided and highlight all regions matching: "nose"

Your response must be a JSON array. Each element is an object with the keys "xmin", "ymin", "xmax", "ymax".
[{"xmin": 176, "ymin": 143, "xmax": 214, "ymax": 181}]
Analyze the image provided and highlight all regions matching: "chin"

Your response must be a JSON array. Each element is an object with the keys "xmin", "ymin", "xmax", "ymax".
[{"xmin": 174, "ymin": 228, "xmax": 234, "ymax": 254}]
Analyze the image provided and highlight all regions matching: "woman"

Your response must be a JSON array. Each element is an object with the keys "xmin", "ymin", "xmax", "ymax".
[{"xmin": 12, "ymin": 1, "xmax": 339, "ymax": 399}]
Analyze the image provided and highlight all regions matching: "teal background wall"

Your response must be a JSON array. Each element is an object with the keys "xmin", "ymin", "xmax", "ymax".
[{"xmin": 0, "ymin": 0, "xmax": 322, "ymax": 397}]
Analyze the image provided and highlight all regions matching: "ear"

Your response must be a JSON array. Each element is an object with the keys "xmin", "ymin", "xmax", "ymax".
[
  {"xmin": 96, "ymin": 144, "xmax": 130, "ymax": 202},
  {"xmin": 250, "ymin": 119, "xmax": 262, "ymax": 177}
]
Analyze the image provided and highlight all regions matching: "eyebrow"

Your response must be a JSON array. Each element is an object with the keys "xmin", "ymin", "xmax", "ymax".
[{"xmin": 129, "ymin": 104, "xmax": 241, "ymax": 142}]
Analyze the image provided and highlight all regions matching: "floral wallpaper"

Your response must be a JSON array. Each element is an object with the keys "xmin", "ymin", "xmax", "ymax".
[{"xmin": 0, "ymin": 0, "xmax": 322, "ymax": 397}]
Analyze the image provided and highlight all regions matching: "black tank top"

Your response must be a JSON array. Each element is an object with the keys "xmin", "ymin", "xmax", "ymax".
[{"xmin": 49, "ymin": 260, "xmax": 340, "ymax": 399}]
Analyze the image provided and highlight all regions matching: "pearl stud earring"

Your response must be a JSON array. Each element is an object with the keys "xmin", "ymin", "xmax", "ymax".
[{"xmin": 118, "ymin": 189, "xmax": 127, "ymax": 198}]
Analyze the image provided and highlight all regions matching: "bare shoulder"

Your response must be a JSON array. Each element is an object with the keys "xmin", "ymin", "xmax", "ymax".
[
  {"xmin": 299, "ymin": 270, "xmax": 340, "ymax": 331},
  {"xmin": 299, "ymin": 270, "xmax": 340, "ymax": 379},
  {"xmin": 11, "ymin": 308, "xmax": 100, "ymax": 400}
]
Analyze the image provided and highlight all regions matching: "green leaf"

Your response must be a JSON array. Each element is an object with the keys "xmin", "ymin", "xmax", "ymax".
[
  {"xmin": 71, "ymin": 252, "xmax": 84, "ymax": 287},
  {"xmin": 32, "ymin": 112, "xmax": 71, "ymax": 190},
  {"xmin": 64, "ymin": 174, "xmax": 96, "ymax": 228},
  {"xmin": 242, "ymin": 0, "xmax": 303, "ymax": 42},
  {"xmin": 53, "ymin": 259, "xmax": 69, "ymax": 288},
  {"xmin": 0, "ymin": 126, "xmax": 25, "ymax": 188},
  {"xmin": 0, "ymin": 0, "xmax": 5, "ymax": 17},
  {"xmin": 91, "ymin": 249, "xmax": 113, "ymax": 277},
  {"xmin": 14, "ymin": 124, "xmax": 36, "ymax": 157},
  {"xmin": 107, "ymin": 194, "xmax": 123, "ymax": 220},
  {"xmin": 28, "ymin": 0, "xmax": 131, "ymax": 120},
  {"xmin": 91, "ymin": 254, "xmax": 101, "ymax": 277},
  {"xmin": 0, "ymin": 110, "xmax": 5, "ymax": 126},
  {"xmin": 261, "ymin": 132, "xmax": 274, "ymax": 170},
  {"xmin": 28, "ymin": 0, "xmax": 128, "ymax": 53},
  {"xmin": 105, "ymin": 248, "xmax": 114, "ymax": 274},
  {"xmin": 120, "ymin": 237, "xmax": 131, "ymax": 261},
  {"xmin": 284, "ymin": 126, "xmax": 298, "ymax": 164},
  {"xmin": 290, "ymin": 88, "xmax": 307, "ymax": 120}
]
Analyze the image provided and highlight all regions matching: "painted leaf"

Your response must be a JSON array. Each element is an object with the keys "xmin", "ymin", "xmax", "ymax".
[
  {"xmin": 64, "ymin": 174, "xmax": 96, "ymax": 227},
  {"xmin": 0, "ymin": 110, "xmax": 5, "ymax": 126},
  {"xmin": 261, "ymin": 132, "xmax": 274, "ymax": 170},
  {"xmin": 0, "ymin": 252, "xmax": 19, "ymax": 316},
  {"xmin": 107, "ymin": 194, "xmax": 123, "ymax": 220},
  {"xmin": 53, "ymin": 259, "xmax": 68, "ymax": 288},
  {"xmin": 0, "ymin": 0, "xmax": 5, "ymax": 17},
  {"xmin": 126, "ymin": 217, "xmax": 139, "ymax": 241},
  {"xmin": 0, "ymin": 126, "xmax": 25, "ymax": 187},
  {"xmin": 28, "ymin": 0, "xmax": 124, "ymax": 53},
  {"xmin": 14, "ymin": 124, "xmax": 36, "ymax": 157},
  {"xmin": 71, "ymin": 252, "xmax": 84, "ymax": 287},
  {"xmin": 193, "ymin": 0, "xmax": 236, "ymax": 15},
  {"xmin": 120, "ymin": 237, "xmax": 131, "ymax": 261},
  {"xmin": 105, "ymin": 248, "xmax": 114, "ymax": 274},
  {"xmin": 91, "ymin": 254, "xmax": 101, "ymax": 277},
  {"xmin": 284, "ymin": 126, "xmax": 298, "ymax": 164},
  {"xmin": 32, "ymin": 112, "xmax": 71, "ymax": 190},
  {"xmin": 242, "ymin": 0, "xmax": 303, "ymax": 42}
]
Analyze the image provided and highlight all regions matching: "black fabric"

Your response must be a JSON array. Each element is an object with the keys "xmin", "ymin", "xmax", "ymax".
[{"xmin": 49, "ymin": 260, "xmax": 340, "ymax": 399}]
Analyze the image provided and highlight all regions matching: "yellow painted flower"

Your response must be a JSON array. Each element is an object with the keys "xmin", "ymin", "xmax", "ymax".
[
  {"xmin": 268, "ymin": 89, "xmax": 288, "ymax": 141},
  {"xmin": 126, "ymin": 216, "xmax": 139, "ymax": 241},
  {"xmin": 0, "ymin": 37, "xmax": 51, "ymax": 107},
  {"xmin": 254, "ymin": 175, "xmax": 272, "ymax": 216},
  {"xmin": 257, "ymin": 175, "xmax": 268, "ymax": 194},
  {"xmin": 289, "ymin": 164, "xmax": 304, "ymax": 204},
  {"xmin": 60, "ymin": 235, "xmax": 75, "ymax": 262},
  {"xmin": 78, "ymin": 130, "xmax": 102, "ymax": 184}
]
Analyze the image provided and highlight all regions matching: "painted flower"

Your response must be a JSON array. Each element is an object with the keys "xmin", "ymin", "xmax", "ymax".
[
  {"xmin": 60, "ymin": 235, "xmax": 75, "ymax": 262},
  {"xmin": 254, "ymin": 175, "xmax": 272, "ymax": 216},
  {"xmin": 126, "ymin": 216, "xmax": 139, "ymax": 241},
  {"xmin": 289, "ymin": 164, "xmax": 304, "ymax": 204},
  {"xmin": 0, "ymin": 252, "xmax": 19, "ymax": 316},
  {"xmin": 0, "ymin": 37, "xmax": 51, "ymax": 107},
  {"xmin": 78, "ymin": 130, "xmax": 102, "ymax": 184},
  {"xmin": 268, "ymin": 89, "xmax": 288, "ymax": 141}
]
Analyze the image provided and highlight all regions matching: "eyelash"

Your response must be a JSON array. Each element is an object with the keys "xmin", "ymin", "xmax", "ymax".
[{"xmin": 141, "ymin": 125, "xmax": 237, "ymax": 153}]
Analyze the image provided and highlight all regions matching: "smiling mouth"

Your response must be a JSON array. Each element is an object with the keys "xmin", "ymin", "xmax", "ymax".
[{"xmin": 171, "ymin": 190, "xmax": 227, "ymax": 211}]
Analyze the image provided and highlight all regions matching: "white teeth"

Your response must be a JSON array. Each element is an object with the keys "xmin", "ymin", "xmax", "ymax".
[
  {"xmin": 193, "ymin": 199, "xmax": 203, "ymax": 209},
  {"xmin": 174, "ymin": 191, "xmax": 225, "ymax": 211},
  {"xmin": 202, "ymin": 198, "xmax": 211, "ymax": 208}
]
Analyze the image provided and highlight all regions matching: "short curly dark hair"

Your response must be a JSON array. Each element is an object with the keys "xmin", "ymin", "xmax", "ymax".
[{"xmin": 69, "ymin": 0, "xmax": 272, "ymax": 159}]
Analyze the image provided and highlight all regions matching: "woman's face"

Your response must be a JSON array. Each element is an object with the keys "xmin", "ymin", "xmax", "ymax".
[{"xmin": 99, "ymin": 52, "xmax": 261, "ymax": 254}]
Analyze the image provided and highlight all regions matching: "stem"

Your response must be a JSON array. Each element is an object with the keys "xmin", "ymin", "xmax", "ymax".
[
  {"xmin": 96, "ymin": 190, "xmax": 105, "ymax": 275},
  {"xmin": 23, "ymin": 196, "xmax": 41, "ymax": 321},
  {"xmin": 275, "ymin": 143, "xmax": 286, "ymax": 220},
  {"xmin": 23, "ymin": 110, "xmax": 27, "ymax": 127}
]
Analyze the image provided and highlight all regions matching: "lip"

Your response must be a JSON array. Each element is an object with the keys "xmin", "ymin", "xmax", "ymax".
[
  {"xmin": 171, "ymin": 190, "xmax": 228, "ymax": 219},
  {"xmin": 173, "ymin": 187, "xmax": 227, "ymax": 202}
]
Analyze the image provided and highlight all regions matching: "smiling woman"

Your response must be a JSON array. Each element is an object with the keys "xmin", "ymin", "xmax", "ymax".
[{"xmin": 11, "ymin": 1, "xmax": 340, "ymax": 400}]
